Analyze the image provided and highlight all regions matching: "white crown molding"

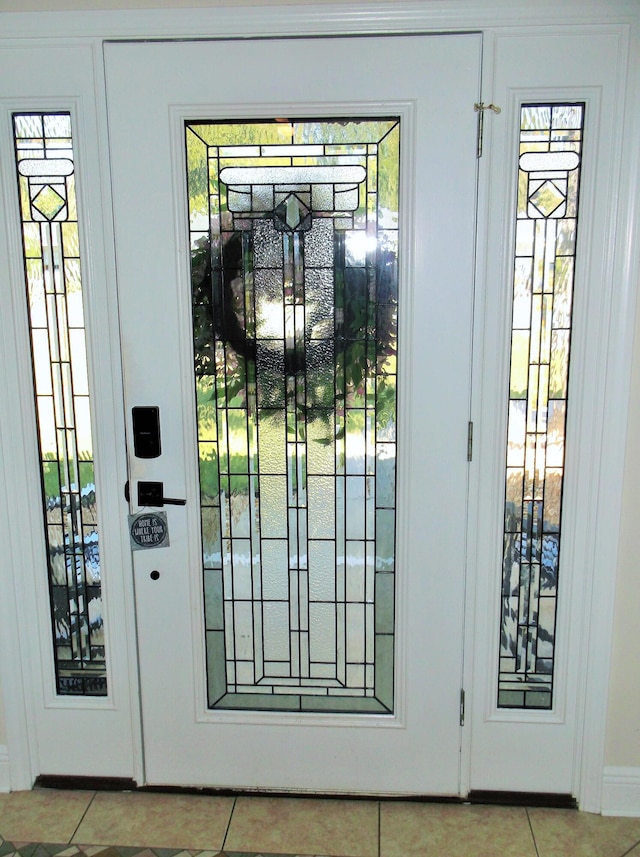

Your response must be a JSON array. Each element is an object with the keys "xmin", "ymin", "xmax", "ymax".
[{"xmin": 0, "ymin": 0, "xmax": 638, "ymax": 41}]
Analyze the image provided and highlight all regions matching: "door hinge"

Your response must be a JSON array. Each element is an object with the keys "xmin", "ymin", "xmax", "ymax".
[
  {"xmin": 467, "ymin": 421, "xmax": 473, "ymax": 462},
  {"xmin": 460, "ymin": 688, "xmax": 466, "ymax": 726},
  {"xmin": 474, "ymin": 102, "xmax": 501, "ymax": 158}
]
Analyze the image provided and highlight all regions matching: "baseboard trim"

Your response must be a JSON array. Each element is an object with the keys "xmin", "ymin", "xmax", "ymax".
[
  {"xmin": 0, "ymin": 745, "xmax": 10, "ymax": 793},
  {"xmin": 602, "ymin": 766, "xmax": 640, "ymax": 817}
]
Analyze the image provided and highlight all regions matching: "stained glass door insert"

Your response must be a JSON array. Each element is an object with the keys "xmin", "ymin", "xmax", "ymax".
[{"xmin": 187, "ymin": 119, "xmax": 399, "ymax": 713}]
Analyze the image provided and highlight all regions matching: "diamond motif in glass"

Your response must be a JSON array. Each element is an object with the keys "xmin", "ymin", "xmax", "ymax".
[
  {"xmin": 528, "ymin": 180, "xmax": 566, "ymax": 218},
  {"xmin": 274, "ymin": 193, "xmax": 312, "ymax": 233},
  {"xmin": 32, "ymin": 184, "xmax": 66, "ymax": 220}
]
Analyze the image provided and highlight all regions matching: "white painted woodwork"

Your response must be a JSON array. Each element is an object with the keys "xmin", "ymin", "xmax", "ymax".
[
  {"xmin": 0, "ymin": 43, "xmax": 141, "ymax": 783},
  {"xmin": 105, "ymin": 34, "xmax": 480, "ymax": 793},
  {"xmin": 466, "ymin": 29, "xmax": 633, "ymax": 800}
]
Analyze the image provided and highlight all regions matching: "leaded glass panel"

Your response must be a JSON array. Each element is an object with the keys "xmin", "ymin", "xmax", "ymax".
[
  {"xmin": 498, "ymin": 103, "xmax": 584, "ymax": 710},
  {"xmin": 13, "ymin": 113, "xmax": 106, "ymax": 696},
  {"xmin": 187, "ymin": 119, "xmax": 399, "ymax": 713}
]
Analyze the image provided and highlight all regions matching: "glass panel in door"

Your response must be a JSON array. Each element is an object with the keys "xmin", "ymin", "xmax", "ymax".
[{"xmin": 187, "ymin": 119, "xmax": 399, "ymax": 713}]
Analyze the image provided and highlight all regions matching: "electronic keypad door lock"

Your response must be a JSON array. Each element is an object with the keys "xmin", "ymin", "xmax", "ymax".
[
  {"xmin": 132, "ymin": 406, "xmax": 161, "ymax": 458},
  {"xmin": 137, "ymin": 481, "xmax": 186, "ymax": 507}
]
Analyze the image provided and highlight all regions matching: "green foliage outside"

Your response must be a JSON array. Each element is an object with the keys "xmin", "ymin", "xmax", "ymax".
[{"xmin": 41, "ymin": 450, "xmax": 95, "ymax": 503}]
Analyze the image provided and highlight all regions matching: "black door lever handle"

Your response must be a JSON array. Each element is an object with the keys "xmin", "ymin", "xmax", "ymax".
[{"xmin": 137, "ymin": 480, "xmax": 186, "ymax": 507}]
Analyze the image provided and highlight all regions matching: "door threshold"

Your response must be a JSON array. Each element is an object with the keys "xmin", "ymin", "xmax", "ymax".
[
  {"xmin": 35, "ymin": 775, "xmax": 138, "ymax": 791},
  {"xmin": 466, "ymin": 790, "xmax": 577, "ymax": 809},
  {"xmin": 139, "ymin": 786, "xmax": 466, "ymax": 802},
  {"xmin": 35, "ymin": 776, "xmax": 577, "ymax": 808}
]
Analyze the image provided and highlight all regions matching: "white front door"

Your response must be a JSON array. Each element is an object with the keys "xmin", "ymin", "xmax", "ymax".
[{"xmin": 105, "ymin": 34, "xmax": 480, "ymax": 794}]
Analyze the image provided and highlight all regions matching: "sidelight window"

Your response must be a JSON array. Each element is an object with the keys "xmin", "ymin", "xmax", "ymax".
[
  {"xmin": 13, "ymin": 113, "xmax": 106, "ymax": 695},
  {"xmin": 498, "ymin": 103, "xmax": 585, "ymax": 710}
]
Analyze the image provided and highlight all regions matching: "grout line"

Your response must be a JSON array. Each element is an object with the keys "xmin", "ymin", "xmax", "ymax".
[
  {"xmin": 620, "ymin": 837, "xmax": 640, "ymax": 857},
  {"xmin": 221, "ymin": 794, "xmax": 237, "ymax": 851},
  {"xmin": 69, "ymin": 790, "xmax": 98, "ymax": 844},
  {"xmin": 525, "ymin": 808, "xmax": 541, "ymax": 857}
]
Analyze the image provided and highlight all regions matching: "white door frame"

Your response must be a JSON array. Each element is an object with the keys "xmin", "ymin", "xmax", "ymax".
[
  {"xmin": 0, "ymin": 42, "xmax": 144, "ymax": 788},
  {"xmin": 465, "ymin": 25, "xmax": 638, "ymax": 804},
  {"xmin": 0, "ymin": 1, "xmax": 638, "ymax": 811}
]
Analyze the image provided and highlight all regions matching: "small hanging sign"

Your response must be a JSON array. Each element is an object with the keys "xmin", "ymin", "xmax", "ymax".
[{"xmin": 128, "ymin": 511, "xmax": 170, "ymax": 551}]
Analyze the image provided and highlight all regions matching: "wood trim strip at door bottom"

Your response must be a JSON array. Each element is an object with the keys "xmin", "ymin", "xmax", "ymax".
[{"xmin": 35, "ymin": 776, "xmax": 577, "ymax": 809}]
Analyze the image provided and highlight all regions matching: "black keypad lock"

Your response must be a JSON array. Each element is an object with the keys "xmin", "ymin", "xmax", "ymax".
[{"xmin": 132, "ymin": 406, "xmax": 161, "ymax": 458}]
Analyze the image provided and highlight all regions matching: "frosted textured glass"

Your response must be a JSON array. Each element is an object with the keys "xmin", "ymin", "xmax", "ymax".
[
  {"xmin": 260, "ymin": 476, "xmax": 288, "ymax": 538},
  {"xmin": 307, "ymin": 476, "xmax": 335, "ymax": 539},
  {"xmin": 261, "ymin": 540, "xmax": 289, "ymax": 599},
  {"xmin": 308, "ymin": 540, "xmax": 336, "ymax": 600},
  {"xmin": 309, "ymin": 603, "xmax": 337, "ymax": 662},
  {"xmin": 263, "ymin": 602, "xmax": 291, "ymax": 661}
]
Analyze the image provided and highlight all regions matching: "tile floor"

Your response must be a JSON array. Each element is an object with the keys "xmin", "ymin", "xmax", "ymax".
[{"xmin": 0, "ymin": 789, "xmax": 639, "ymax": 857}]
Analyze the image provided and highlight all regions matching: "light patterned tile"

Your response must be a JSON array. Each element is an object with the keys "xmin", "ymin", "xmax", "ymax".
[
  {"xmin": 72, "ymin": 793, "xmax": 233, "ymax": 851},
  {"xmin": 224, "ymin": 796, "xmax": 378, "ymax": 857},
  {"xmin": 380, "ymin": 801, "xmax": 537, "ymax": 857},
  {"xmin": 0, "ymin": 791, "xmax": 94, "ymax": 843},
  {"xmin": 223, "ymin": 853, "xmax": 328, "ymax": 857},
  {"xmin": 528, "ymin": 807, "xmax": 640, "ymax": 857}
]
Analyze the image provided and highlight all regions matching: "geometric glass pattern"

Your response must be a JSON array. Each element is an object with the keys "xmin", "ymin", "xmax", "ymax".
[
  {"xmin": 13, "ymin": 113, "xmax": 107, "ymax": 695},
  {"xmin": 186, "ymin": 119, "xmax": 399, "ymax": 712},
  {"xmin": 498, "ymin": 104, "xmax": 585, "ymax": 709}
]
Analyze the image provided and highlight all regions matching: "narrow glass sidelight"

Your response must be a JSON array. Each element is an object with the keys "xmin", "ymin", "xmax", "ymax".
[
  {"xmin": 13, "ymin": 113, "xmax": 106, "ymax": 696},
  {"xmin": 186, "ymin": 119, "xmax": 399, "ymax": 713},
  {"xmin": 498, "ymin": 104, "xmax": 585, "ymax": 710}
]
